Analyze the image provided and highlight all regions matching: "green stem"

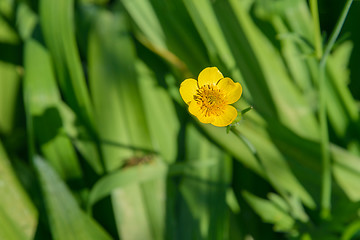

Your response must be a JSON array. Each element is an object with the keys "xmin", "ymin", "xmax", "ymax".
[
  {"xmin": 309, "ymin": 0, "xmax": 323, "ymax": 59},
  {"xmin": 310, "ymin": 0, "xmax": 354, "ymax": 219},
  {"xmin": 318, "ymin": 62, "xmax": 330, "ymax": 219},
  {"xmin": 320, "ymin": 0, "xmax": 354, "ymax": 66}
]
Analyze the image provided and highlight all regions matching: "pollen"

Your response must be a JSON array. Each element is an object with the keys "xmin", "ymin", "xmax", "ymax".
[{"xmin": 194, "ymin": 85, "xmax": 226, "ymax": 117}]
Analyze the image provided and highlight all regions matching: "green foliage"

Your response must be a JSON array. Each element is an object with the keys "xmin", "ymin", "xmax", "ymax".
[{"xmin": 1, "ymin": 0, "xmax": 360, "ymax": 239}]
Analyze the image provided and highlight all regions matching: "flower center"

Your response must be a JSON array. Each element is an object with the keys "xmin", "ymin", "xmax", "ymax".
[{"xmin": 194, "ymin": 84, "xmax": 226, "ymax": 116}]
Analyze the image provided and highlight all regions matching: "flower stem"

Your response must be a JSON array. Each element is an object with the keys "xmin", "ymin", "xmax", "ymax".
[
  {"xmin": 320, "ymin": 0, "xmax": 354, "ymax": 66},
  {"xmin": 318, "ymin": 63, "xmax": 330, "ymax": 219},
  {"xmin": 310, "ymin": 0, "xmax": 323, "ymax": 59},
  {"xmin": 310, "ymin": 0, "xmax": 354, "ymax": 219}
]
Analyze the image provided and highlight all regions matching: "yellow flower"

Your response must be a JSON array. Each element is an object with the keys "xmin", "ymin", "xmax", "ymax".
[{"xmin": 179, "ymin": 67, "xmax": 242, "ymax": 127}]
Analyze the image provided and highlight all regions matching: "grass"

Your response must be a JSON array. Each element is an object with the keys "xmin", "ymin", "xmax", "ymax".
[{"xmin": 1, "ymin": 0, "xmax": 360, "ymax": 239}]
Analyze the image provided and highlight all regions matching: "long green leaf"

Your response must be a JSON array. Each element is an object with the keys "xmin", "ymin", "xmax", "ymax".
[
  {"xmin": 123, "ymin": 0, "xmax": 208, "ymax": 74},
  {"xmin": 332, "ymin": 145, "xmax": 360, "ymax": 201},
  {"xmin": 34, "ymin": 156, "xmax": 112, "ymax": 240},
  {"xmin": 39, "ymin": 0, "xmax": 95, "ymax": 129},
  {"xmin": 24, "ymin": 39, "xmax": 83, "ymax": 180},
  {"xmin": 177, "ymin": 123, "xmax": 232, "ymax": 239},
  {"xmin": 0, "ymin": 61, "xmax": 20, "ymax": 135},
  {"xmin": 243, "ymin": 191, "xmax": 295, "ymax": 232},
  {"xmin": 199, "ymin": 116, "xmax": 315, "ymax": 209},
  {"xmin": 88, "ymin": 9, "xmax": 165, "ymax": 240},
  {"xmin": 227, "ymin": 0, "xmax": 319, "ymax": 140},
  {"xmin": 137, "ymin": 62, "xmax": 179, "ymax": 163},
  {"xmin": 275, "ymin": 0, "xmax": 358, "ymax": 140},
  {"xmin": 88, "ymin": 160, "xmax": 167, "ymax": 209},
  {"xmin": 0, "ymin": 5, "xmax": 21, "ymax": 135},
  {"xmin": 0, "ymin": 141, "xmax": 37, "ymax": 240}
]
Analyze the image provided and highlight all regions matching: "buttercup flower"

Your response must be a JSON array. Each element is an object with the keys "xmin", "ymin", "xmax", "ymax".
[{"xmin": 179, "ymin": 67, "xmax": 242, "ymax": 127}]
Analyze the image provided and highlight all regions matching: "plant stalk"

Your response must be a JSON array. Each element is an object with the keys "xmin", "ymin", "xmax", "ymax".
[
  {"xmin": 310, "ymin": 0, "xmax": 354, "ymax": 219},
  {"xmin": 310, "ymin": 0, "xmax": 323, "ymax": 59},
  {"xmin": 320, "ymin": 0, "xmax": 354, "ymax": 66},
  {"xmin": 318, "ymin": 63, "xmax": 330, "ymax": 219}
]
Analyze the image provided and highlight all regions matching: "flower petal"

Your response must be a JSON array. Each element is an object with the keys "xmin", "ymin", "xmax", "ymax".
[
  {"xmin": 179, "ymin": 78, "xmax": 198, "ymax": 104},
  {"xmin": 198, "ymin": 67, "xmax": 224, "ymax": 87},
  {"xmin": 188, "ymin": 101, "xmax": 214, "ymax": 124},
  {"xmin": 211, "ymin": 105, "xmax": 238, "ymax": 127},
  {"xmin": 217, "ymin": 77, "xmax": 242, "ymax": 104}
]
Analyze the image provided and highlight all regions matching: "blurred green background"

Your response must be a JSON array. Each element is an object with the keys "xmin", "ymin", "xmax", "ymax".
[{"xmin": 1, "ymin": 0, "xmax": 360, "ymax": 239}]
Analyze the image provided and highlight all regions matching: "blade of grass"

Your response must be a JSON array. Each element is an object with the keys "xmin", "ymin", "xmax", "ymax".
[
  {"xmin": 177, "ymin": 124, "xmax": 231, "ymax": 239},
  {"xmin": 24, "ymin": 39, "xmax": 83, "ymax": 180},
  {"xmin": 121, "ymin": 0, "xmax": 166, "ymax": 50},
  {"xmin": 198, "ymin": 110, "xmax": 316, "ymax": 209},
  {"xmin": 147, "ymin": 0, "xmax": 209, "ymax": 74},
  {"xmin": 332, "ymin": 145, "xmax": 360, "ymax": 201},
  {"xmin": 15, "ymin": 2, "xmax": 37, "ymax": 41},
  {"xmin": 39, "ymin": 0, "xmax": 105, "ymax": 174},
  {"xmin": 181, "ymin": 0, "xmax": 249, "ymax": 101},
  {"xmin": 0, "ymin": 61, "xmax": 20, "ymax": 135},
  {"xmin": 226, "ymin": 0, "xmax": 319, "ymax": 140},
  {"xmin": 87, "ymin": 160, "xmax": 167, "ymax": 210},
  {"xmin": 325, "ymin": 41, "xmax": 358, "ymax": 137},
  {"xmin": 88, "ymin": 9, "xmax": 165, "ymax": 240},
  {"xmin": 137, "ymin": 62, "xmax": 179, "ymax": 164},
  {"xmin": 0, "ymin": 141, "xmax": 37, "ymax": 239},
  {"xmin": 0, "ymin": 7, "xmax": 21, "ymax": 135},
  {"xmin": 242, "ymin": 191, "xmax": 295, "ymax": 232},
  {"xmin": 39, "ymin": 0, "xmax": 95, "ymax": 131},
  {"xmin": 34, "ymin": 156, "xmax": 112, "ymax": 240},
  {"xmin": 311, "ymin": 0, "xmax": 354, "ymax": 219},
  {"xmin": 123, "ymin": 0, "xmax": 209, "ymax": 75},
  {"xmin": 265, "ymin": 113, "xmax": 360, "ymax": 203},
  {"xmin": 309, "ymin": 0, "xmax": 322, "ymax": 59},
  {"xmin": 270, "ymin": 16, "xmax": 313, "ymax": 93},
  {"xmin": 279, "ymin": 0, "xmax": 358, "ymax": 141}
]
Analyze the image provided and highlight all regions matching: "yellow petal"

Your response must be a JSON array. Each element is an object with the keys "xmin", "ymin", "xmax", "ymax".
[
  {"xmin": 211, "ymin": 105, "xmax": 238, "ymax": 127},
  {"xmin": 179, "ymin": 78, "xmax": 198, "ymax": 104},
  {"xmin": 188, "ymin": 101, "xmax": 214, "ymax": 123},
  {"xmin": 217, "ymin": 77, "xmax": 242, "ymax": 104},
  {"xmin": 198, "ymin": 67, "xmax": 224, "ymax": 87}
]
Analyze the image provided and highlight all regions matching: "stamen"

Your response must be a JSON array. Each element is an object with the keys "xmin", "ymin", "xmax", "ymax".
[{"xmin": 193, "ymin": 84, "xmax": 226, "ymax": 117}]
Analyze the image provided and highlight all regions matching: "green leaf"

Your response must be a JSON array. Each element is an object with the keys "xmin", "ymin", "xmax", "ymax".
[
  {"xmin": 270, "ymin": 16, "xmax": 313, "ymax": 93},
  {"xmin": 34, "ymin": 156, "xmax": 112, "ymax": 240},
  {"xmin": 23, "ymin": 39, "xmax": 84, "ymax": 180},
  {"xmin": 0, "ymin": 208, "xmax": 28, "ymax": 240},
  {"xmin": 226, "ymin": 0, "xmax": 319, "ymax": 140},
  {"xmin": 15, "ymin": 2, "xmax": 38, "ymax": 40},
  {"xmin": 0, "ymin": 61, "xmax": 20, "ymax": 135},
  {"xmin": 37, "ymin": 0, "xmax": 104, "ymax": 174},
  {"xmin": 88, "ymin": 9, "xmax": 153, "ymax": 171},
  {"xmin": 39, "ymin": 0, "xmax": 95, "ymax": 129},
  {"xmin": 341, "ymin": 220, "xmax": 360, "ymax": 240},
  {"xmin": 137, "ymin": 62, "xmax": 179, "ymax": 163},
  {"xmin": 0, "ymin": 141, "xmax": 37, "ymax": 240},
  {"xmin": 88, "ymin": 160, "xmax": 167, "ymax": 209},
  {"xmin": 0, "ymin": 2, "xmax": 21, "ymax": 135},
  {"xmin": 243, "ymin": 191, "xmax": 295, "ymax": 232},
  {"xmin": 199, "ymin": 118, "xmax": 264, "ymax": 177},
  {"xmin": 123, "ymin": 0, "xmax": 208, "ymax": 74},
  {"xmin": 332, "ymin": 145, "xmax": 360, "ymax": 201},
  {"xmin": 177, "ymin": 124, "xmax": 232, "ymax": 239},
  {"xmin": 88, "ymin": 9, "xmax": 165, "ymax": 240},
  {"xmin": 200, "ymin": 114, "xmax": 316, "ymax": 209},
  {"xmin": 325, "ymin": 41, "xmax": 358, "ymax": 137},
  {"xmin": 182, "ymin": 0, "xmax": 236, "ymax": 69},
  {"xmin": 182, "ymin": 0, "xmax": 248, "ymax": 97},
  {"xmin": 274, "ymin": 0, "xmax": 358, "ymax": 140},
  {"xmin": 121, "ymin": 0, "xmax": 166, "ymax": 50}
]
